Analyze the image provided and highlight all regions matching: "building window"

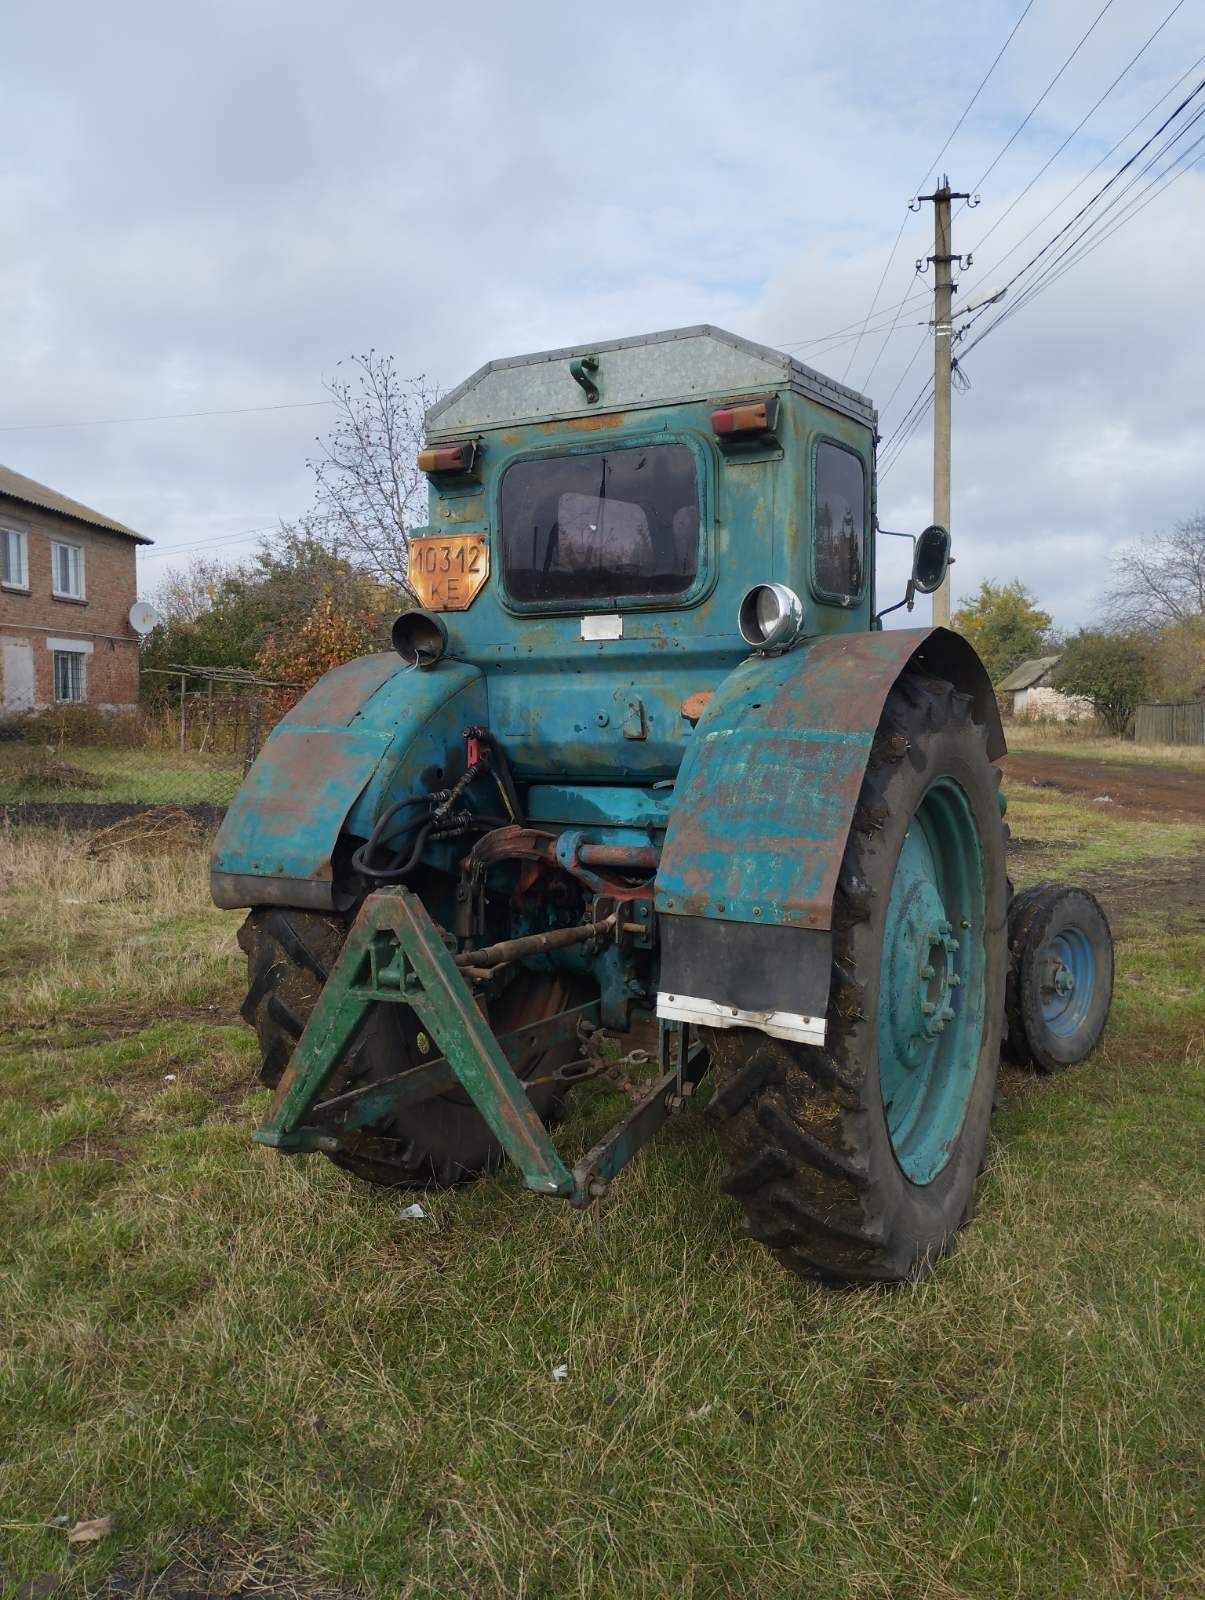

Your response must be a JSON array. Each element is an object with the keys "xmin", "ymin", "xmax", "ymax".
[
  {"xmin": 51, "ymin": 540, "xmax": 85, "ymax": 600},
  {"xmin": 1, "ymin": 528, "xmax": 28, "ymax": 589},
  {"xmin": 813, "ymin": 441, "xmax": 866, "ymax": 604},
  {"xmin": 53, "ymin": 649, "xmax": 86, "ymax": 704}
]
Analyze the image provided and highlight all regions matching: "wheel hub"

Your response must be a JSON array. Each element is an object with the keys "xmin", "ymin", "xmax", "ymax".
[
  {"xmin": 885, "ymin": 881, "xmax": 962, "ymax": 1069},
  {"xmin": 1046, "ymin": 960, "xmax": 1075, "ymax": 997},
  {"xmin": 877, "ymin": 777, "xmax": 988, "ymax": 1187}
]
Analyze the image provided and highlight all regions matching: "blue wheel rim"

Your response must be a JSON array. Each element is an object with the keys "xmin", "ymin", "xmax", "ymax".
[
  {"xmin": 877, "ymin": 777, "xmax": 987, "ymax": 1186},
  {"xmin": 1037, "ymin": 926, "xmax": 1095, "ymax": 1038}
]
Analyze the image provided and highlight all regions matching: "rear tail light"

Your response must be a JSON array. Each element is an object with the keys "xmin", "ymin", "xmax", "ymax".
[
  {"xmin": 418, "ymin": 440, "xmax": 479, "ymax": 476},
  {"xmin": 711, "ymin": 396, "xmax": 780, "ymax": 440}
]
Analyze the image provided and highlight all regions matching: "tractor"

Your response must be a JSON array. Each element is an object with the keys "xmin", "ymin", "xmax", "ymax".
[{"xmin": 212, "ymin": 326, "xmax": 1113, "ymax": 1283}]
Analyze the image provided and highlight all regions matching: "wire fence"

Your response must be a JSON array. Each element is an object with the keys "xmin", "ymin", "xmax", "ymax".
[{"xmin": 0, "ymin": 667, "xmax": 287, "ymax": 810}]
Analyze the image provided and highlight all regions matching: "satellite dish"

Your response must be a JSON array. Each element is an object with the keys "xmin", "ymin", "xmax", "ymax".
[{"xmin": 129, "ymin": 600, "xmax": 164, "ymax": 637}]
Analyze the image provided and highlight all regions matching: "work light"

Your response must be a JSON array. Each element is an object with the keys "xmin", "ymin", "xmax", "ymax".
[{"xmin": 737, "ymin": 583, "xmax": 804, "ymax": 651}]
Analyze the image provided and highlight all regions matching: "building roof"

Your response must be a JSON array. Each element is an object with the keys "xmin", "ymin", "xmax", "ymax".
[
  {"xmin": 0, "ymin": 463, "xmax": 151, "ymax": 544},
  {"xmin": 425, "ymin": 324, "xmax": 877, "ymax": 438},
  {"xmin": 997, "ymin": 654, "xmax": 1062, "ymax": 692}
]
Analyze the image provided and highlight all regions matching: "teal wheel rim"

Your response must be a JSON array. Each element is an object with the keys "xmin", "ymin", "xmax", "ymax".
[{"xmin": 878, "ymin": 776, "xmax": 987, "ymax": 1185}]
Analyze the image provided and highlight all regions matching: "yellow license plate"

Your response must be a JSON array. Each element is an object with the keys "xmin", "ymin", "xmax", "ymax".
[{"xmin": 408, "ymin": 532, "xmax": 490, "ymax": 611}]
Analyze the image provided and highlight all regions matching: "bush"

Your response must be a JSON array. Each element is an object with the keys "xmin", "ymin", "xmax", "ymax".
[
  {"xmin": 1051, "ymin": 632, "xmax": 1161, "ymax": 736},
  {"xmin": 0, "ymin": 706, "xmax": 144, "ymax": 749}
]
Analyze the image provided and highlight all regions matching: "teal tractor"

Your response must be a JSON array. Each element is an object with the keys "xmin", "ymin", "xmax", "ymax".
[{"xmin": 213, "ymin": 326, "xmax": 1113, "ymax": 1284}]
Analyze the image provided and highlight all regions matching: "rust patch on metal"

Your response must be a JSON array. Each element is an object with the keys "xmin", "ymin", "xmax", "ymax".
[
  {"xmin": 560, "ymin": 411, "xmax": 628, "ymax": 432},
  {"xmin": 680, "ymin": 690, "xmax": 714, "ymax": 724}
]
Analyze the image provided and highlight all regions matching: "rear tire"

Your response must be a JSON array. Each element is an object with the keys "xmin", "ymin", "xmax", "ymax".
[
  {"xmin": 706, "ymin": 671, "xmax": 1009, "ymax": 1284},
  {"xmin": 238, "ymin": 907, "xmax": 581, "ymax": 1188}
]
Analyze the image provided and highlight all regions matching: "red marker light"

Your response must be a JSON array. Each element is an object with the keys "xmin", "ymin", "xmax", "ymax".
[
  {"xmin": 711, "ymin": 397, "xmax": 780, "ymax": 440},
  {"xmin": 418, "ymin": 441, "xmax": 478, "ymax": 475}
]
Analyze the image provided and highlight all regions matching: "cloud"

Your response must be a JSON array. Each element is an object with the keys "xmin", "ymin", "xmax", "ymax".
[{"xmin": 0, "ymin": 0, "xmax": 1200, "ymax": 629}]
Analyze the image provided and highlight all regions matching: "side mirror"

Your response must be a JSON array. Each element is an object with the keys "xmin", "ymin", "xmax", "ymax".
[{"xmin": 912, "ymin": 524, "xmax": 951, "ymax": 594}]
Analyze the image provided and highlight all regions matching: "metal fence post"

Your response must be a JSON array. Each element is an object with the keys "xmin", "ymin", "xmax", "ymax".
[{"xmin": 244, "ymin": 698, "xmax": 262, "ymax": 777}]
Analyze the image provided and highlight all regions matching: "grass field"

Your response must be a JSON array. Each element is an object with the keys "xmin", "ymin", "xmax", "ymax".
[
  {"xmin": 0, "ymin": 761, "xmax": 1201, "ymax": 1599},
  {"xmin": 1002, "ymin": 722, "xmax": 1205, "ymax": 768},
  {"xmin": 0, "ymin": 745, "xmax": 242, "ymax": 805}
]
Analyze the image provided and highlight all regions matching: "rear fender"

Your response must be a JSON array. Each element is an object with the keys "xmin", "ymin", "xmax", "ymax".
[
  {"xmin": 654, "ymin": 626, "xmax": 1001, "ymax": 1042},
  {"xmin": 211, "ymin": 654, "xmax": 486, "ymax": 910}
]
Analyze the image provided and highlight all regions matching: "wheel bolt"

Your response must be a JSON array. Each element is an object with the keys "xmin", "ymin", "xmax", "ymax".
[
  {"xmin": 922, "ymin": 1001, "xmax": 936, "ymax": 1016},
  {"xmin": 920, "ymin": 963, "xmax": 935, "ymax": 980}
]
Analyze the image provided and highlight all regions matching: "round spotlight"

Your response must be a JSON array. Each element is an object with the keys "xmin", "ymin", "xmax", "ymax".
[
  {"xmin": 392, "ymin": 609, "xmax": 448, "ymax": 669},
  {"xmin": 737, "ymin": 583, "xmax": 805, "ymax": 651}
]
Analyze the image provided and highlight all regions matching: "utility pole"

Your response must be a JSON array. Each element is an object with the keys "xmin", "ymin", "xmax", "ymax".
[{"xmin": 913, "ymin": 177, "xmax": 973, "ymax": 627}]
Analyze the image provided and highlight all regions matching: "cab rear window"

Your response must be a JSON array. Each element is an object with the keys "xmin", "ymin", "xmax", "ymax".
[{"xmin": 500, "ymin": 444, "xmax": 699, "ymax": 604}]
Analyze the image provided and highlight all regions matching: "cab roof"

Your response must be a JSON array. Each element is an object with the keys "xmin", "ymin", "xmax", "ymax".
[{"xmin": 425, "ymin": 324, "xmax": 877, "ymax": 439}]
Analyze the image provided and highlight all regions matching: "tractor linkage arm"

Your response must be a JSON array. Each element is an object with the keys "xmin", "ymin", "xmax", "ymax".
[{"xmin": 253, "ymin": 886, "xmax": 706, "ymax": 1206}]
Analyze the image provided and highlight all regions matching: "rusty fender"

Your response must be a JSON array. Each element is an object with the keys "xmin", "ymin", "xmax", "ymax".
[
  {"xmin": 654, "ymin": 626, "xmax": 1002, "ymax": 1044},
  {"xmin": 211, "ymin": 653, "xmax": 487, "ymax": 911}
]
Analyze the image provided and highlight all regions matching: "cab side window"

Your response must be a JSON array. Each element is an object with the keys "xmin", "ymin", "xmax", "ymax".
[{"xmin": 814, "ymin": 442, "xmax": 865, "ymax": 602}]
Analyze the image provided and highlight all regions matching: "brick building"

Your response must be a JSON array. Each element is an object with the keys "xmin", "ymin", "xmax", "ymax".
[{"xmin": 0, "ymin": 464, "xmax": 151, "ymax": 713}]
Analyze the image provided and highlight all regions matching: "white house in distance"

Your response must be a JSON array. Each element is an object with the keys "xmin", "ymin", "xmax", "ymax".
[{"xmin": 997, "ymin": 655, "xmax": 1092, "ymax": 721}]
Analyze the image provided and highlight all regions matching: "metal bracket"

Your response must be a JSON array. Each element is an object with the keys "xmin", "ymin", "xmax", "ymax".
[
  {"xmin": 569, "ymin": 354, "xmax": 600, "ymax": 403},
  {"xmin": 253, "ymin": 886, "xmax": 702, "ymax": 1205},
  {"xmin": 255, "ymin": 887, "xmax": 576, "ymax": 1196}
]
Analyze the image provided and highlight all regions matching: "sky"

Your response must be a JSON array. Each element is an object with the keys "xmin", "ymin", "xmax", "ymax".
[{"xmin": 2, "ymin": 0, "xmax": 1203, "ymax": 631}]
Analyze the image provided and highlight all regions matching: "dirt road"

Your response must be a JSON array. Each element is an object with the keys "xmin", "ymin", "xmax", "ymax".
[{"xmin": 1000, "ymin": 750, "xmax": 1203, "ymax": 822}]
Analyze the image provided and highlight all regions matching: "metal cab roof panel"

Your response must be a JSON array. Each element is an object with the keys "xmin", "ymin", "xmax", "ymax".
[{"xmin": 425, "ymin": 325, "xmax": 877, "ymax": 438}]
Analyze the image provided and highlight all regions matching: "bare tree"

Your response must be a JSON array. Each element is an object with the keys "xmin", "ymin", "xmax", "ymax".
[
  {"xmin": 307, "ymin": 352, "xmax": 439, "ymax": 596},
  {"xmin": 153, "ymin": 555, "xmax": 242, "ymax": 624},
  {"xmin": 1102, "ymin": 512, "xmax": 1205, "ymax": 631}
]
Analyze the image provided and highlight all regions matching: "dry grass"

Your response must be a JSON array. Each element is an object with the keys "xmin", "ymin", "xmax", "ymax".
[
  {"xmin": 1004, "ymin": 722, "xmax": 1205, "ymax": 767},
  {"xmin": 0, "ymin": 827, "xmax": 238, "ymax": 1027},
  {"xmin": 0, "ymin": 782, "xmax": 1201, "ymax": 1600}
]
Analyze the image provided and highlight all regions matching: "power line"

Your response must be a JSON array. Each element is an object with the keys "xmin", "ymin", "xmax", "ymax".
[
  {"xmin": 874, "ymin": 327, "xmax": 931, "ymax": 433},
  {"xmin": 789, "ymin": 318, "xmax": 930, "ymax": 364},
  {"xmin": 968, "ymin": 0, "xmax": 1189, "ymax": 259},
  {"xmin": 880, "ymin": 403, "xmax": 933, "ymax": 481},
  {"xmin": 960, "ymin": 53, "xmax": 1205, "ymax": 300},
  {"xmin": 957, "ymin": 76, "xmax": 1205, "ymax": 348},
  {"xmin": 0, "ymin": 399, "xmax": 333, "ymax": 433},
  {"xmin": 778, "ymin": 290, "xmax": 932, "ymax": 354},
  {"xmin": 839, "ymin": 0, "xmax": 1038, "ymax": 383},
  {"xmin": 880, "ymin": 389, "xmax": 935, "ymax": 480},
  {"xmin": 138, "ymin": 525, "xmax": 281, "ymax": 561},
  {"xmin": 866, "ymin": 0, "xmax": 1110, "ymax": 417},
  {"xmin": 986, "ymin": 112, "xmax": 1205, "ymax": 330},
  {"xmin": 961, "ymin": 119, "xmax": 1205, "ymax": 357},
  {"xmin": 965, "ymin": 0, "xmax": 1119, "ymax": 200},
  {"xmin": 882, "ymin": 79, "xmax": 1205, "ymax": 484},
  {"xmin": 1019, "ymin": 129, "xmax": 1205, "ymax": 297}
]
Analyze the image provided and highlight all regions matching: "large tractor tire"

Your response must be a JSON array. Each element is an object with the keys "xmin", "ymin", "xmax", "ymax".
[
  {"xmin": 707, "ymin": 670, "xmax": 1009, "ymax": 1284},
  {"xmin": 238, "ymin": 908, "xmax": 583, "ymax": 1189}
]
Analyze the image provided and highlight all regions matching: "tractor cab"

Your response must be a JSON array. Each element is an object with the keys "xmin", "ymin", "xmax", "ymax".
[{"xmin": 394, "ymin": 325, "xmax": 879, "ymax": 787}]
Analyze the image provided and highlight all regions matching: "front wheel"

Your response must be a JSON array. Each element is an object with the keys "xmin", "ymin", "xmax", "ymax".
[
  {"xmin": 1004, "ymin": 883, "xmax": 1113, "ymax": 1072},
  {"xmin": 707, "ymin": 671, "xmax": 1009, "ymax": 1284}
]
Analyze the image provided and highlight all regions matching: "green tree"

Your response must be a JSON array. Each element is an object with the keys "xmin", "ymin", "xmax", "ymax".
[
  {"xmin": 140, "ymin": 525, "xmax": 397, "ymax": 700},
  {"xmin": 951, "ymin": 579, "xmax": 1054, "ymax": 682},
  {"xmin": 1051, "ymin": 631, "xmax": 1161, "ymax": 736}
]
